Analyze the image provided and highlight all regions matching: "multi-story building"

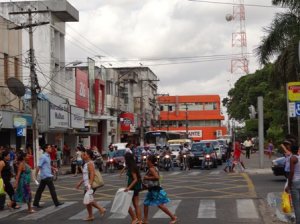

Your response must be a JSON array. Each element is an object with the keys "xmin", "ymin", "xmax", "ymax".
[
  {"xmin": 104, "ymin": 67, "xmax": 158, "ymax": 145},
  {"xmin": 0, "ymin": 15, "xmax": 26, "ymax": 148},
  {"xmin": 0, "ymin": 1, "xmax": 80, "ymax": 151},
  {"xmin": 155, "ymin": 95, "xmax": 227, "ymax": 141}
]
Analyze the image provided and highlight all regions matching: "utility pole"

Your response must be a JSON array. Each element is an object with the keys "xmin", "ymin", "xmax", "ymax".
[
  {"xmin": 185, "ymin": 103, "xmax": 189, "ymax": 137},
  {"xmin": 140, "ymin": 80, "xmax": 144, "ymax": 146},
  {"xmin": 9, "ymin": 9, "xmax": 49, "ymax": 168},
  {"xmin": 258, "ymin": 96, "xmax": 264, "ymax": 168}
]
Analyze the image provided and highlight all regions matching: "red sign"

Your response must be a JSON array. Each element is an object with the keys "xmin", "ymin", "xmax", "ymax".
[
  {"xmin": 76, "ymin": 68, "xmax": 89, "ymax": 110},
  {"xmin": 120, "ymin": 113, "xmax": 134, "ymax": 132}
]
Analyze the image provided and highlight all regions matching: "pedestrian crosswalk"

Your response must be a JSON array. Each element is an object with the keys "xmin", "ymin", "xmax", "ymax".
[{"xmin": 0, "ymin": 198, "xmax": 261, "ymax": 221}]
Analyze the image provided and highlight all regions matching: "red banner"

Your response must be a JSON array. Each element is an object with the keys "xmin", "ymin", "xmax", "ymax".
[
  {"xmin": 120, "ymin": 113, "xmax": 134, "ymax": 132},
  {"xmin": 76, "ymin": 68, "xmax": 89, "ymax": 110},
  {"xmin": 94, "ymin": 79, "xmax": 99, "ymax": 114}
]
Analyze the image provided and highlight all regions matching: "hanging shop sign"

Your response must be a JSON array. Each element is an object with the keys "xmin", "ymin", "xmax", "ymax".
[
  {"xmin": 76, "ymin": 68, "xmax": 89, "ymax": 110},
  {"xmin": 71, "ymin": 106, "xmax": 85, "ymax": 129},
  {"xmin": 120, "ymin": 113, "xmax": 135, "ymax": 133}
]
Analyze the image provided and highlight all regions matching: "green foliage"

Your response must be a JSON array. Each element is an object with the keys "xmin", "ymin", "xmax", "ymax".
[{"xmin": 266, "ymin": 125, "xmax": 285, "ymax": 148}]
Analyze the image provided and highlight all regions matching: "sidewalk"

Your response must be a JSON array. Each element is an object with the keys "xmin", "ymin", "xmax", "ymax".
[{"xmin": 241, "ymin": 151, "xmax": 274, "ymax": 174}]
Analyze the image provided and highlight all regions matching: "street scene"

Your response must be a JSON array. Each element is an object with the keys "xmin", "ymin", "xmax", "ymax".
[{"xmin": 0, "ymin": 0, "xmax": 299, "ymax": 224}]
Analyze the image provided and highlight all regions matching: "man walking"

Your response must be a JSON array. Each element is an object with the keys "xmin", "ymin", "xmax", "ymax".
[
  {"xmin": 243, "ymin": 137, "xmax": 253, "ymax": 159},
  {"xmin": 33, "ymin": 144, "xmax": 64, "ymax": 208}
]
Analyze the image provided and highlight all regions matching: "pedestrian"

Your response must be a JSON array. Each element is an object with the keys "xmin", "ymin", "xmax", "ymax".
[
  {"xmin": 243, "ymin": 137, "xmax": 253, "ymax": 159},
  {"xmin": 143, "ymin": 155, "xmax": 178, "ymax": 224},
  {"xmin": 9, "ymin": 148, "xmax": 16, "ymax": 176},
  {"xmin": 223, "ymin": 142, "xmax": 233, "ymax": 172},
  {"xmin": 56, "ymin": 147, "xmax": 62, "ymax": 169},
  {"xmin": 281, "ymin": 140, "xmax": 293, "ymax": 177},
  {"xmin": 50, "ymin": 145, "xmax": 57, "ymax": 166},
  {"xmin": 124, "ymin": 152, "xmax": 142, "ymax": 224},
  {"xmin": 267, "ymin": 139, "xmax": 274, "ymax": 159},
  {"xmin": 63, "ymin": 143, "xmax": 71, "ymax": 165},
  {"xmin": 74, "ymin": 147, "xmax": 83, "ymax": 177},
  {"xmin": 33, "ymin": 144, "xmax": 64, "ymax": 208},
  {"xmin": 13, "ymin": 151, "xmax": 35, "ymax": 213},
  {"xmin": 76, "ymin": 149, "xmax": 106, "ymax": 221},
  {"xmin": 285, "ymin": 141, "xmax": 300, "ymax": 223},
  {"xmin": 231, "ymin": 140, "xmax": 246, "ymax": 172},
  {"xmin": 0, "ymin": 149, "xmax": 20, "ymax": 209},
  {"xmin": 26, "ymin": 146, "xmax": 34, "ymax": 169}
]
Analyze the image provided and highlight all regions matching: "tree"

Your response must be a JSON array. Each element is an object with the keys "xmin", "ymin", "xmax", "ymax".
[{"xmin": 255, "ymin": 0, "xmax": 300, "ymax": 85}]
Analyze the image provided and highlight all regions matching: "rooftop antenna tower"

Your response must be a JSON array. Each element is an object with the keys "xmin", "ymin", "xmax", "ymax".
[{"xmin": 226, "ymin": 0, "xmax": 249, "ymax": 75}]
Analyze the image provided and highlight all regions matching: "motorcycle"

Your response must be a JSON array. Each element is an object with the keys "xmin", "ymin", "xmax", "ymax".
[
  {"xmin": 164, "ymin": 154, "xmax": 172, "ymax": 171},
  {"xmin": 141, "ymin": 155, "xmax": 148, "ymax": 172},
  {"xmin": 106, "ymin": 157, "xmax": 115, "ymax": 173},
  {"xmin": 181, "ymin": 154, "xmax": 188, "ymax": 171},
  {"xmin": 203, "ymin": 154, "xmax": 212, "ymax": 170}
]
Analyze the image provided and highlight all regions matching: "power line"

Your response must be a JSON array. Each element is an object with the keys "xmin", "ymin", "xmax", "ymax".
[{"xmin": 187, "ymin": 0, "xmax": 285, "ymax": 8}]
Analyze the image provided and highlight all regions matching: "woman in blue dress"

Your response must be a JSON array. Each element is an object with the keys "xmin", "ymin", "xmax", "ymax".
[
  {"xmin": 14, "ymin": 152, "xmax": 34, "ymax": 213},
  {"xmin": 143, "ymin": 155, "xmax": 177, "ymax": 224}
]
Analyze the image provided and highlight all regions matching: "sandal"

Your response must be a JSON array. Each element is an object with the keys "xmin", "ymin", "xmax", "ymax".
[
  {"xmin": 142, "ymin": 220, "xmax": 149, "ymax": 224},
  {"xmin": 83, "ymin": 216, "xmax": 94, "ymax": 221},
  {"xmin": 28, "ymin": 209, "xmax": 36, "ymax": 213},
  {"xmin": 131, "ymin": 218, "xmax": 138, "ymax": 224},
  {"xmin": 169, "ymin": 216, "xmax": 178, "ymax": 224},
  {"xmin": 99, "ymin": 208, "xmax": 106, "ymax": 217}
]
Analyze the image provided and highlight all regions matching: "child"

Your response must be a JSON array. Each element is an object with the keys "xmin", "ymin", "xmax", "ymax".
[{"xmin": 143, "ymin": 155, "xmax": 177, "ymax": 224}]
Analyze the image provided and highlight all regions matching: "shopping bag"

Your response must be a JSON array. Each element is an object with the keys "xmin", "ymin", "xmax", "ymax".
[
  {"xmin": 92, "ymin": 170, "xmax": 104, "ymax": 189},
  {"xmin": 0, "ymin": 178, "xmax": 4, "ymax": 195},
  {"xmin": 83, "ymin": 189, "xmax": 94, "ymax": 205},
  {"xmin": 110, "ymin": 188, "xmax": 133, "ymax": 216},
  {"xmin": 281, "ymin": 191, "xmax": 292, "ymax": 213}
]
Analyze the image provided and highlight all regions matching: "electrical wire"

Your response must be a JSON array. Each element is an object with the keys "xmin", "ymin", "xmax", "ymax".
[{"xmin": 187, "ymin": 0, "xmax": 286, "ymax": 8}]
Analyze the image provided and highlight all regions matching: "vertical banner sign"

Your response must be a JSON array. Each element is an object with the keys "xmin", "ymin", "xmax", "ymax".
[
  {"xmin": 288, "ymin": 82, "xmax": 300, "ymax": 101},
  {"xmin": 88, "ymin": 58, "xmax": 96, "ymax": 113},
  {"xmin": 75, "ymin": 68, "xmax": 89, "ymax": 110}
]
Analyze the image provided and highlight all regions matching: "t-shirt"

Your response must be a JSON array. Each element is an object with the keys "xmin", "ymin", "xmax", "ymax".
[
  {"xmin": 243, "ymin": 140, "xmax": 253, "ymax": 147},
  {"xmin": 76, "ymin": 151, "xmax": 82, "ymax": 161},
  {"xmin": 234, "ymin": 142, "xmax": 242, "ymax": 158}
]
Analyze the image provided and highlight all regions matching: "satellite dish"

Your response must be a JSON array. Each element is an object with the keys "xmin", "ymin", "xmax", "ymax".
[
  {"xmin": 7, "ymin": 77, "xmax": 26, "ymax": 97},
  {"xmin": 225, "ymin": 14, "xmax": 233, "ymax": 22}
]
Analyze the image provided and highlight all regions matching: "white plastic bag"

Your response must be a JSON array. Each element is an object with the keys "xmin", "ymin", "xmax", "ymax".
[
  {"xmin": 83, "ymin": 189, "xmax": 94, "ymax": 205},
  {"xmin": 110, "ymin": 188, "xmax": 134, "ymax": 216}
]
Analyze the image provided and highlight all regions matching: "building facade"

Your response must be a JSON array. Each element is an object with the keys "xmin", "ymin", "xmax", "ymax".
[{"xmin": 155, "ymin": 95, "xmax": 227, "ymax": 141}]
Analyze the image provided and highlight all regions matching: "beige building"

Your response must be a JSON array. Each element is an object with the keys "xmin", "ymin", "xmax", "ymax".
[{"xmin": 0, "ymin": 15, "xmax": 22, "ymax": 110}]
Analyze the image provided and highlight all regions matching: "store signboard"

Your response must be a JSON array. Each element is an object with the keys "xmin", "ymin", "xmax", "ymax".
[
  {"xmin": 71, "ymin": 106, "xmax": 85, "ymax": 129},
  {"xmin": 50, "ymin": 103, "xmax": 69, "ymax": 128}
]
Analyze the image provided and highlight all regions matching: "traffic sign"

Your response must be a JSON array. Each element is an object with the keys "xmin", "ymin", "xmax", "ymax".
[
  {"xmin": 296, "ymin": 102, "xmax": 300, "ymax": 116},
  {"xmin": 289, "ymin": 102, "xmax": 296, "ymax": 117}
]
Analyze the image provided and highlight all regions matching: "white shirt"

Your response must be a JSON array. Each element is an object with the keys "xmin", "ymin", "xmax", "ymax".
[
  {"xmin": 243, "ymin": 140, "xmax": 253, "ymax": 147},
  {"xmin": 76, "ymin": 151, "xmax": 83, "ymax": 161}
]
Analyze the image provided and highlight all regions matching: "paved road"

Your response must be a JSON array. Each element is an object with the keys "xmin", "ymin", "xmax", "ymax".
[{"xmin": 0, "ymin": 164, "xmax": 279, "ymax": 224}]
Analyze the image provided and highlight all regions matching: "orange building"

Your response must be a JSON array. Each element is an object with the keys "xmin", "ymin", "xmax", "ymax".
[{"xmin": 154, "ymin": 95, "xmax": 227, "ymax": 142}]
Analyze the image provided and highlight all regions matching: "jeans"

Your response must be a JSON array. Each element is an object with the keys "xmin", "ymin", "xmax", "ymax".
[
  {"xmin": 33, "ymin": 177, "xmax": 60, "ymax": 206},
  {"xmin": 291, "ymin": 180, "xmax": 300, "ymax": 224},
  {"xmin": 245, "ymin": 147, "xmax": 251, "ymax": 159}
]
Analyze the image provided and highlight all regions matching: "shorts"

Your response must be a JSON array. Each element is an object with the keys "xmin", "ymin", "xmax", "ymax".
[
  {"xmin": 76, "ymin": 160, "xmax": 83, "ymax": 166},
  {"xmin": 133, "ymin": 189, "xmax": 140, "ymax": 197}
]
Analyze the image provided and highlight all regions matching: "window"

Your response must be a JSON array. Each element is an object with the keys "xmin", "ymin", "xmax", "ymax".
[
  {"xmin": 106, "ymin": 81, "xmax": 113, "ymax": 95},
  {"xmin": 4, "ymin": 54, "xmax": 9, "ymax": 83},
  {"xmin": 205, "ymin": 102, "xmax": 217, "ymax": 111}
]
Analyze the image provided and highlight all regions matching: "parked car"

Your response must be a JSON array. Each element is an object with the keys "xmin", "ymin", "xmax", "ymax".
[
  {"xmin": 271, "ymin": 157, "xmax": 286, "ymax": 177},
  {"xmin": 189, "ymin": 142, "xmax": 217, "ymax": 168},
  {"xmin": 200, "ymin": 140, "xmax": 223, "ymax": 165}
]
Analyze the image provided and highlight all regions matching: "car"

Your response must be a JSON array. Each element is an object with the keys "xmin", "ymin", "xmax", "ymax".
[
  {"xmin": 113, "ymin": 149, "xmax": 126, "ymax": 169},
  {"xmin": 189, "ymin": 142, "xmax": 217, "ymax": 168},
  {"xmin": 169, "ymin": 144, "xmax": 181, "ymax": 166},
  {"xmin": 271, "ymin": 157, "xmax": 286, "ymax": 177},
  {"xmin": 200, "ymin": 140, "xmax": 223, "ymax": 165}
]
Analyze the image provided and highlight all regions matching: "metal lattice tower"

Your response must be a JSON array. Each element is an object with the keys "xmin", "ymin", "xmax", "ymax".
[{"xmin": 230, "ymin": 0, "xmax": 249, "ymax": 75}]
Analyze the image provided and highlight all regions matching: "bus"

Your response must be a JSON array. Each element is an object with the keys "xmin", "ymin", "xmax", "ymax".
[{"xmin": 144, "ymin": 131, "xmax": 188, "ymax": 146}]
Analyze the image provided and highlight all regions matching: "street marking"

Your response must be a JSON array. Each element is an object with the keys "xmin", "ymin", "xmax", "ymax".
[
  {"xmin": 0, "ymin": 202, "xmax": 45, "ymax": 219},
  {"xmin": 189, "ymin": 171, "xmax": 201, "ymax": 176},
  {"xmin": 241, "ymin": 173, "xmax": 257, "ymax": 198},
  {"xmin": 210, "ymin": 171, "xmax": 220, "ymax": 175},
  {"xmin": 19, "ymin": 201, "xmax": 77, "ymax": 220},
  {"xmin": 153, "ymin": 200, "xmax": 181, "ymax": 218},
  {"xmin": 197, "ymin": 200, "xmax": 216, "ymax": 218},
  {"xmin": 69, "ymin": 201, "xmax": 111, "ymax": 220},
  {"xmin": 108, "ymin": 200, "xmax": 143, "ymax": 219},
  {"xmin": 237, "ymin": 199, "xmax": 259, "ymax": 219},
  {"xmin": 169, "ymin": 172, "xmax": 181, "ymax": 176}
]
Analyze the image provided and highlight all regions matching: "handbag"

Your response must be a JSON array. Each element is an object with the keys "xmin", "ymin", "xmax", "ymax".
[
  {"xmin": 0, "ymin": 178, "xmax": 4, "ymax": 195},
  {"xmin": 110, "ymin": 188, "xmax": 134, "ymax": 216},
  {"xmin": 281, "ymin": 191, "xmax": 292, "ymax": 213},
  {"xmin": 92, "ymin": 170, "xmax": 104, "ymax": 189}
]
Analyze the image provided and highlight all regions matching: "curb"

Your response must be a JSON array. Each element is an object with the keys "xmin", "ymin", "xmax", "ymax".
[{"xmin": 267, "ymin": 192, "xmax": 295, "ymax": 223}]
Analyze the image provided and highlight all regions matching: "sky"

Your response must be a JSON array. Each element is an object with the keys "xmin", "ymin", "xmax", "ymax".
[
  {"xmin": 63, "ymin": 0, "xmax": 283, "ymax": 101},
  {"xmin": 1, "ymin": 0, "xmax": 283, "ymax": 101}
]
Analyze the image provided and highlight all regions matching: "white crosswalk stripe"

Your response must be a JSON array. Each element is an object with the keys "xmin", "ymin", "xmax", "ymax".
[
  {"xmin": 169, "ymin": 172, "xmax": 181, "ymax": 176},
  {"xmin": 210, "ymin": 171, "xmax": 221, "ymax": 175},
  {"xmin": 69, "ymin": 201, "xmax": 111, "ymax": 220},
  {"xmin": 198, "ymin": 200, "xmax": 216, "ymax": 218},
  {"xmin": 19, "ymin": 201, "xmax": 77, "ymax": 220},
  {"xmin": 153, "ymin": 200, "xmax": 181, "ymax": 218},
  {"xmin": 237, "ymin": 199, "xmax": 259, "ymax": 219},
  {"xmin": 0, "ymin": 199, "xmax": 260, "ymax": 221},
  {"xmin": 188, "ymin": 171, "xmax": 201, "ymax": 176}
]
